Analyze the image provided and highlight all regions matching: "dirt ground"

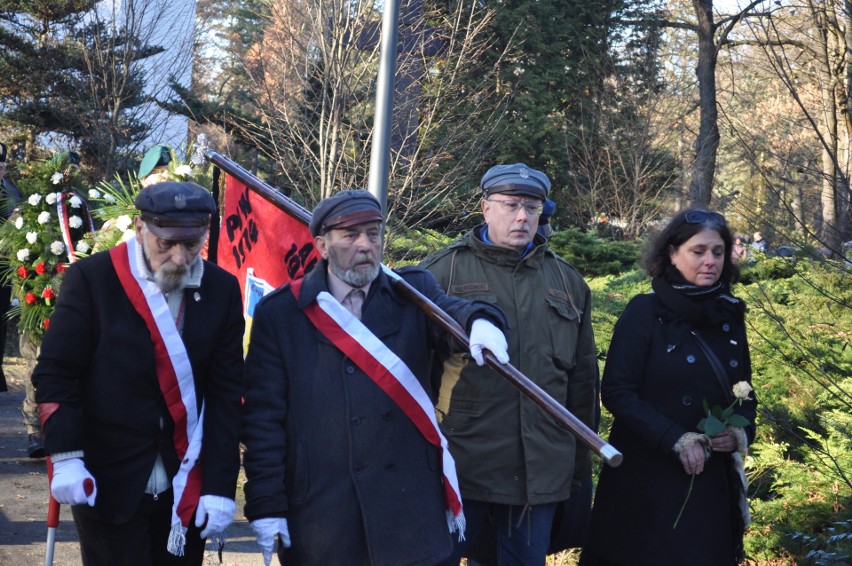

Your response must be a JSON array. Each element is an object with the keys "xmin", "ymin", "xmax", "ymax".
[{"xmin": 0, "ymin": 353, "xmax": 262, "ymax": 566}]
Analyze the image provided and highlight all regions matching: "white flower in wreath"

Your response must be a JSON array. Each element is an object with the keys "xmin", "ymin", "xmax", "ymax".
[
  {"xmin": 103, "ymin": 193, "xmax": 116, "ymax": 203},
  {"xmin": 14, "ymin": 216, "xmax": 24, "ymax": 229},
  {"xmin": 175, "ymin": 164, "xmax": 193, "ymax": 177},
  {"xmin": 16, "ymin": 248, "xmax": 30, "ymax": 261},
  {"xmin": 51, "ymin": 172, "xmax": 64, "ymax": 185},
  {"xmin": 75, "ymin": 240, "xmax": 90, "ymax": 254},
  {"xmin": 115, "ymin": 215, "xmax": 133, "ymax": 232},
  {"xmin": 27, "ymin": 194, "xmax": 43, "ymax": 206},
  {"xmin": 122, "ymin": 229, "xmax": 135, "ymax": 242},
  {"xmin": 50, "ymin": 241, "xmax": 65, "ymax": 255},
  {"xmin": 45, "ymin": 192, "xmax": 58, "ymax": 205},
  {"xmin": 68, "ymin": 195, "xmax": 83, "ymax": 208},
  {"xmin": 88, "ymin": 189, "xmax": 102, "ymax": 199},
  {"xmin": 25, "ymin": 231, "xmax": 38, "ymax": 244},
  {"xmin": 69, "ymin": 215, "xmax": 83, "ymax": 229},
  {"xmin": 37, "ymin": 211, "xmax": 52, "ymax": 224}
]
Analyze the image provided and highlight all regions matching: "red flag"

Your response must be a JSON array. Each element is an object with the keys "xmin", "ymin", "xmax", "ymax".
[{"xmin": 217, "ymin": 174, "xmax": 320, "ymax": 347}]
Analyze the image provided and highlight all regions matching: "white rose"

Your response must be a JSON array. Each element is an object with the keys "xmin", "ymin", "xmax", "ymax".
[
  {"xmin": 16, "ymin": 248, "xmax": 30, "ymax": 261},
  {"xmin": 75, "ymin": 240, "xmax": 90, "ymax": 253},
  {"xmin": 14, "ymin": 216, "xmax": 24, "ymax": 229},
  {"xmin": 45, "ymin": 192, "xmax": 58, "ymax": 205},
  {"xmin": 104, "ymin": 194, "xmax": 116, "ymax": 203},
  {"xmin": 88, "ymin": 189, "xmax": 102, "ymax": 199},
  {"xmin": 37, "ymin": 211, "xmax": 51, "ymax": 224},
  {"xmin": 50, "ymin": 241, "xmax": 65, "ymax": 255},
  {"xmin": 116, "ymin": 215, "xmax": 133, "ymax": 231},
  {"xmin": 732, "ymin": 381, "xmax": 753, "ymax": 400},
  {"xmin": 51, "ymin": 172, "xmax": 64, "ymax": 184},
  {"xmin": 25, "ymin": 232, "xmax": 38, "ymax": 244},
  {"xmin": 175, "ymin": 164, "xmax": 193, "ymax": 177},
  {"xmin": 69, "ymin": 215, "xmax": 83, "ymax": 229},
  {"xmin": 68, "ymin": 195, "xmax": 83, "ymax": 208},
  {"xmin": 122, "ymin": 229, "xmax": 136, "ymax": 242},
  {"xmin": 27, "ymin": 194, "xmax": 42, "ymax": 206}
]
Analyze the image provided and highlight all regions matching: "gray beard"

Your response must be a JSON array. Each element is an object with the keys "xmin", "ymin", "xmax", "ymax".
[
  {"xmin": 328, "ymin": 250, "xmax": 379, "ymax": 288},
  {"xmin": 142, "ymin": 236, "xmax": 190, "ymax": 294},
  {"xmin": 154, "ymin": 263, "xmax": 189, "ymax": 294}
]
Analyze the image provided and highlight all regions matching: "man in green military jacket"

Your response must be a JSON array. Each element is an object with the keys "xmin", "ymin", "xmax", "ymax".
[{"xmin": 421, "ymin": 163, "xmax": 598, "ymax": 565}]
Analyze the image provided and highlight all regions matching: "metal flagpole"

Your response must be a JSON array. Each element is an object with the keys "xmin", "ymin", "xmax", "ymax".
[{"xmin": 366, "ymin": 0, "xmax": 401, "ymax": 215}]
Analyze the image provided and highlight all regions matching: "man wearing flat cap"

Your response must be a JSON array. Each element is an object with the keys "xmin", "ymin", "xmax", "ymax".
[
  {"xmin": 0, "ymin": 142, "xmax": 19, "ymax": 394},
  {"xmin": 33, "ymin": 181, "xmax": 244, "ymax": 565},
  {"xmin": 139, "ymin": 144, "xmax": 173, "ymax": 187},
  {"xmin": 422, "ymin": 164, "xmax": 599, "ymax": 565},
  {"xmin": 241, "ymin": 189, "xmax": 511, "ymax": 566}
]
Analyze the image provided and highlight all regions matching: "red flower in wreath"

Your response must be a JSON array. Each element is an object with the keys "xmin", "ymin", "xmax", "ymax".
[
  {"xmin": 43, "ymin": 319, "xmax": 50, "ymax": 330},
  {"xmin": 42, "ymin": 288, "xmax": 56, "ymax": 300},
  {"xmin": 16, "ymin": 265, "xmax": 29, "ymax": 278},
  {"xmin": 35, "ymin": 262, "xmax": 47, "ymax": 275},
  {"xmin": 25, "ymin": 292, "xmax": 37, "ymax": 305},
  {"xmin": 56, "ymin": 263, "xmax": 67, "ymax": 273}
]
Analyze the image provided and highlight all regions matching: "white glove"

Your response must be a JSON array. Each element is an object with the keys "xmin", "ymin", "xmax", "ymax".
[
  {"xmin": 251, "ymin": 517, "xmax": 291, "ymax": 566},
  {"xmin": 469, "ymin": 318, "xmax": 509, "ymax": 366},
  {"xmin": 50, "ymin": 458, "xmax": 97, "ymax": 506},
  {"xmin": 194, "ymin": 495, "xmax": 236, "ymax": 539}
]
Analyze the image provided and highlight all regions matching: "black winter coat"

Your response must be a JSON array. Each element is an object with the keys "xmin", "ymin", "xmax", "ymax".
[
  {"xmin": 33, "ymin": 250, "xmax": 245, "ymax": 524},
  {"xmin": 241, "ymin": 262, "xmax": 506, "ymax": 566},
  {"xmin": 584, "ymin": 293, "xmax": 756, "ymax": 566}
]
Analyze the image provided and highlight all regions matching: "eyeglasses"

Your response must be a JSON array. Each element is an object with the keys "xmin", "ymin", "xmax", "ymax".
[
  {"xmin": 486, "ymin": 198, "xmax": 543, "ymax": 216},
  {"xmin": 153, "ymin": 236, "xmax": 206, "ymax": 254},
  {"xmin": 683, "ymin": 210, "xmax": 726, "ymax": 226}
]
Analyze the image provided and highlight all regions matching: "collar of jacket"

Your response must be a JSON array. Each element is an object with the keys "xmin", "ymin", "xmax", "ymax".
[
  {"xmin": 295, "ymin": 259, "xmax": 401, "ymax": 340},
  {"xmin": 467, "ymin": 224, "xmax": 549, "ymax": 268},
  {"xmin": 295, "ymin": 259, "xmax": 393, "ymax": 309}
]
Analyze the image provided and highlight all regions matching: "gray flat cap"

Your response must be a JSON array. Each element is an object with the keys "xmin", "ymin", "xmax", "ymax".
[
  {"xmin": 481, "ymin": 163, "xmax": 551, "ymax": 200},
  {"xmin": 310, "ymin": 190, "xmax": 383, "ymax": 237}
]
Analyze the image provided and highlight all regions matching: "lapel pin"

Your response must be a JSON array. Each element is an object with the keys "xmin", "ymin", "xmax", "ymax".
[{"xmin": 193, "ymin": 292, "xmax": 201, "ymax": 302}]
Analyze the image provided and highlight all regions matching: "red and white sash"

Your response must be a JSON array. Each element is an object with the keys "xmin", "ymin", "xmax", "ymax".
[
  {"xmin": 109, "ymin": 238, "xmax": 204, "ymax": 556},
  {"xmin": 291, "ymin": 277, "xmax": 465, "ymax": 537},
  {"xmin": 56, "ymin": 192, "xmax": 95, "ymax": 263}
]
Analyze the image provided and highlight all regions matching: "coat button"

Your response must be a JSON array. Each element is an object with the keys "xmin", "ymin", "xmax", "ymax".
[
  {"xmin": 722, "ymin": 323, "xmax": 731, "ymax": 332},
  {"xmin": 351, "ymin": 417, "xmax": 361, "ymax": 426},
  {"xmin": 686, "ymin": 354, "xmax": 696, "ymax": 364},
  {"xmin": 682, "ymin": 396, "xmax": 693, "ymax": 406},
  {"xmin": 729, "ymin": 359, "xmax": 739, "ymax": 368},
  {"xmin": 354, "ymin": 465, "xmax": 364, "ymax": 474},
  {"xmin": 383, "ymin": 412, "xmax": 392, "ymax": 421},
  {"xmin": 345, "ymin": 365, "xmax": 356, "ymax": 375},
  {"xmin": 385, "ymin": 463, "xmax": 395, "ymax": 471}
]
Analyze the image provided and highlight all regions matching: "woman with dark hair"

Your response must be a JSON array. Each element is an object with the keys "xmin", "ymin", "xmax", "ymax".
[{"xmin": 581, "ymin": 209, "xmax": 757, "ymax": 566}]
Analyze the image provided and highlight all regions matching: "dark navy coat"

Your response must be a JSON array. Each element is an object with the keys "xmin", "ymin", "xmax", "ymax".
[
  {"xmin": 33, "ymin": 249, "xmax": 245, "ymax": 524},
  {"xmin": 584, "ymin": 293, "xmax": 756, "ymax": 566},
  {"xmin": 241, "ymin": 262, "xmax": 505, "ymax": 566}
]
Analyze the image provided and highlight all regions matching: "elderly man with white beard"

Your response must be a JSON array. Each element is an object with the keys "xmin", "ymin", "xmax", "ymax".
[
  {"xmin": 33, "ymin": 181, "xmax": 244, "ymax": 566},
  {"xmin": 241, "ymin": 189, "xmax": 511, "ymax": 566}
]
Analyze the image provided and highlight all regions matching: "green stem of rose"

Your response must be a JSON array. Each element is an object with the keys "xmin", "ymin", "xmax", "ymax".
[{"xmin": 673, "ymin": 473, "xmax": 695, "ymax": 529}]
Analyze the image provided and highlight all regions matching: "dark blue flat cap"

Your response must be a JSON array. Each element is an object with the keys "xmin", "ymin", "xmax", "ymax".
[
  {"xmin": 481, "ymin": 163, "xmax": 550, "ymax": 200},
  {"xmin": 310, "ymin": 190, "xmax": 383, "ymax": 237},
  {"xmin": 135, "ymin": 181, "xmax": 216, "ymax": 239}
]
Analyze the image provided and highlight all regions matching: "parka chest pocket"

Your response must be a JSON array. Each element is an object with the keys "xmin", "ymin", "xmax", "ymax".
[
  {"xmin": 452, "ymin": 291, "xmax": 498, "ymax": 307},
  {"xmin": 544, "ymin": 294, "xmax": 580, "ymax": 370}
]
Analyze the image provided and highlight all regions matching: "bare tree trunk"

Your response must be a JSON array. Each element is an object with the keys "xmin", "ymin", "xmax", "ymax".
[{"xmin": 688, "ymin": 0, "xmax": 720, "ymax": 208}]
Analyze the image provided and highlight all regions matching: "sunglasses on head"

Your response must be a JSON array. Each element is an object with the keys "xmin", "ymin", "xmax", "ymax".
[{"xmin": 683, "ymin": 210, "xmax": 726, "ymax": 226}]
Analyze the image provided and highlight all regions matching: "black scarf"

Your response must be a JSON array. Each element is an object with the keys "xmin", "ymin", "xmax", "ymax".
[{"xmin": 651, "ymin": 265, "xmax": 745, "ymax": 327}]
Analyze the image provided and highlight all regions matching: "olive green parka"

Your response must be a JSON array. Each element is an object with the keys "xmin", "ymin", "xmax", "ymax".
[{"xmin": 421, "ymin": 227, "xmax": 598, "ymax": 506}]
